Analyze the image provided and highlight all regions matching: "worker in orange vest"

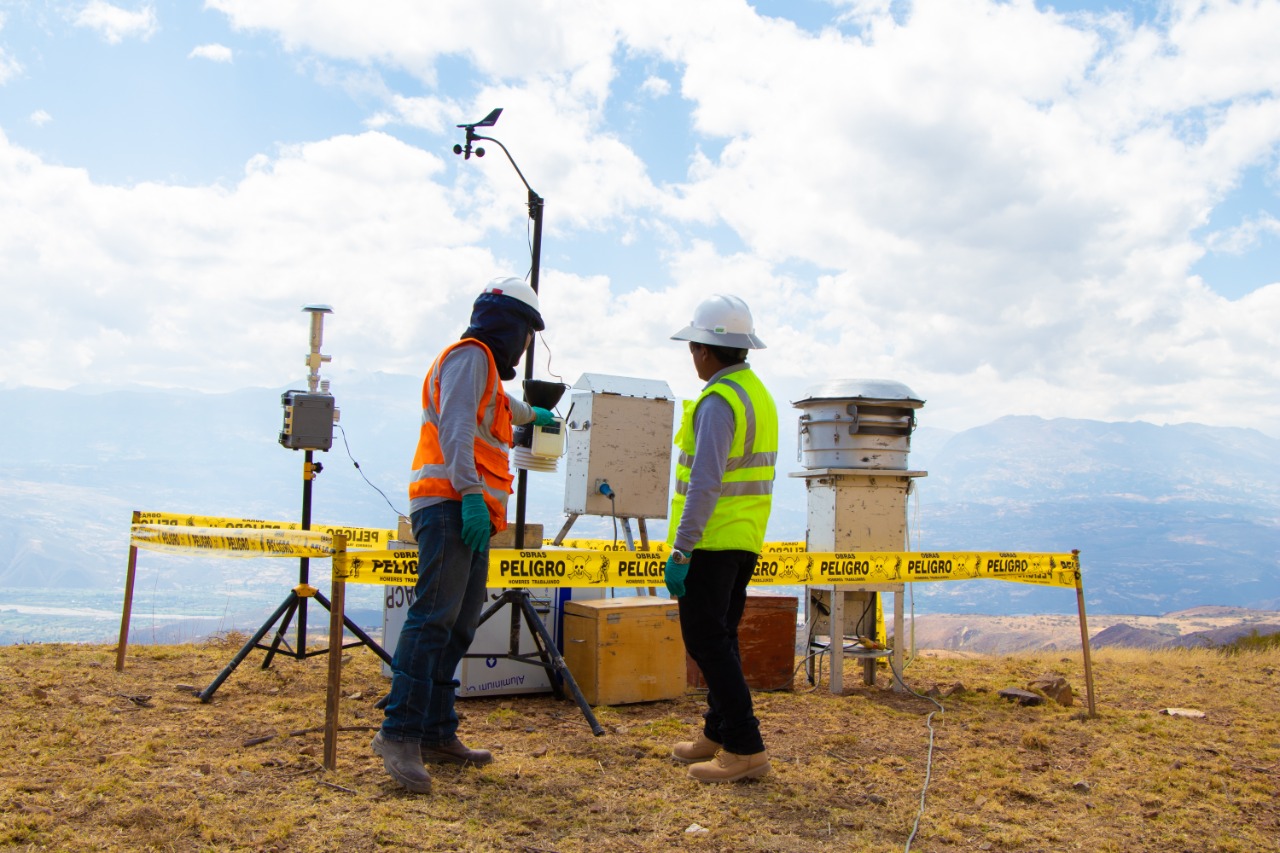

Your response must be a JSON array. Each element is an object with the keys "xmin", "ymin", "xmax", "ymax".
[{"xmin": 372, "ymin": 277, "xmax": 554, "ymax": 794}]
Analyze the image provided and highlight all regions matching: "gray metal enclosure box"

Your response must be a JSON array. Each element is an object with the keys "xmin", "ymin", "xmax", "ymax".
[
  {"xmin": 278, "ymin": 391, "xmax": 335, "ymax": 451},
  {"xmin": 563, "ymin": 374, "xmax": 675, "ymax": 520}
]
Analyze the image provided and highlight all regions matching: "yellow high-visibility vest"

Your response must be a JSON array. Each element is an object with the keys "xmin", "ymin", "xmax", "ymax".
[{"xmin": 667, "ymin": 367, "xmax": 777, "ymax": 552}]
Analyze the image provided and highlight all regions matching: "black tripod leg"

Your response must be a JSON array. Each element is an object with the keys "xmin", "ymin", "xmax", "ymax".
[
  {"xmin": 198, "ymin": 592, "xmax": 298, "ymax": 703},
  {"xmin": 313, "ymin": 590, "xmax": 393, "ymax": 666},
  {"xmin": 260, "ymin": 597, "xmax": 301, "ymax": 669},
  {"xmin": 517, "ymin": 593, "xmax": 605, "ymax": 736},
  {"xmin": 522, "ymin": 601, "xmax": 565, "ymax": 701},
  {"xmin": 474, "ymin": 594, "xmax": 504, "ymax": 628}
]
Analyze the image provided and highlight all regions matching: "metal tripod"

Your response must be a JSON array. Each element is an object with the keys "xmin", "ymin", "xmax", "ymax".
[
  {"xmin": 467, "ymin": 588, "xmax": 605, "ymax": 736},
  {"xmin": 196, "ymin": 450, "xmax": 391, "ymax": 702}
]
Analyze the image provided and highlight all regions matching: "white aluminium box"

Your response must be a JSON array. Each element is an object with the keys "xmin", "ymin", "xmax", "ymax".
[{"xmin": 382, "ymin": 586, "xmax": 607, "ymax": 697}]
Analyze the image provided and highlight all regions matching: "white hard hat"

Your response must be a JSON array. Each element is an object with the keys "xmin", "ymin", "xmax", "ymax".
[
  {"xmin": 671, "ymin": 294, "xmax": 766, "ymax": 349},
  {"xmin": 481, "ymin": 277, "xmax": 544, "ymax": 330}
]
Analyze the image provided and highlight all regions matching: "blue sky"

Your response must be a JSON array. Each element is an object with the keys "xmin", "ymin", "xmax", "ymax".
[{"xmin": 1, "ymin": 0, "xmax": 1277, "ymax": 436}]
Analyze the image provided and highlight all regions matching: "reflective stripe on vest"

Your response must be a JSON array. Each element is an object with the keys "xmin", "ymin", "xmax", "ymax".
[
  {"xmin": 667, "ymin": 367, "xmax": 777, "ymax": 552},
  {"xmin": 408, "ymin": 340, "xmax": 514, "ymax": 531}
]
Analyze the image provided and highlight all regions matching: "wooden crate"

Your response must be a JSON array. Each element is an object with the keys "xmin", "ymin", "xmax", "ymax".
[
  {"xmin": 686, "ymin": 594, "xmax": 798, "ymax": 691},
  {"xmin": 562, "ymin": 596, "xmax": 686, "ymax": 705}
]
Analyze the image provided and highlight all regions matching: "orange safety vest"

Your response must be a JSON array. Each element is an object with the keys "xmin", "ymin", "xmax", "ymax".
[{"xmin": 408, "ymin": 340, "xmax": 515, "ymax": 531}]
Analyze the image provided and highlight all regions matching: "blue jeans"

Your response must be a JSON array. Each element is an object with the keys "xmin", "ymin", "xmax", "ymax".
[
  {"xmin": 677, "ymin": 549, "xmax": 766, "ymax": 756},
  {"xmin": 381, "ymin": 502, "xmax": 490, "ymax": 745}
]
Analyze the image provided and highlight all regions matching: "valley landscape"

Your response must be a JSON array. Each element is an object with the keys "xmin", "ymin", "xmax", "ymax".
[{"xmin": 1, "ymin": 377, "xmax": 1277, "ymax": 652}]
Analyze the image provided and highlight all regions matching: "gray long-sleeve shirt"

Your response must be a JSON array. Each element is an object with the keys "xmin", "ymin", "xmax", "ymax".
[
  {"xmin": 408, "ymin": 343, "xmax": 534, "ymax": 513},
  {"xmin": 672, "ymin": 363, "xmax": 749, "ymax": 553}
]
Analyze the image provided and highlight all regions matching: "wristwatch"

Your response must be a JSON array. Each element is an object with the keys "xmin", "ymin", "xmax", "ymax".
[{"xmin": 671, "ymin": 549, "xmax": 691, "ymax": 564}]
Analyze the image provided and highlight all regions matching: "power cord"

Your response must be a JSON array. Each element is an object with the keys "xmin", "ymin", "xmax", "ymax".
[
  {"xmin": 896, "ymin": 486, "xmax": 939, "ymax": 851},
  {"xmin": 334, "ymin": 423, "xmax": 405, "ymax": 519},
  {"xmin": 796, "ymin": 621, "xmax": 943, "ymax": 853},
  {"xmin": 884, "ymin": 652, "xmax": 944, "ymax": 852},
  {"xmin": 537, "ymin": 330, "xmax": 566, "ymax": 386},
  {"xmin": 598, "ymin": 481, "xmax": 618, "ymax": 546}
]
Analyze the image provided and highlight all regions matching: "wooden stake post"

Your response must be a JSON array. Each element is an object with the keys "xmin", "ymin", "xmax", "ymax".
[
  {"xmin": 1073, "ymin": 549, "xmax": 1098, "ymax": 717},
  {"xmin": 115, "ymin": 511, "xmax": 141, "ymax": 672},
  {"xmin": 323, "ymin": 534, "xmax": 347, "ymax": 771}
]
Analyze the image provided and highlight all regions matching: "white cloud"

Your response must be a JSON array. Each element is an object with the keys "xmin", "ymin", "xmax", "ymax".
[
  {"xmin": 75, "ymin": 1, "xmax": 157, "ymax": 45},
  {"xmin": 0, "ymin": 50, "xmax": 21, "ymax": 84},
  {"xmin": 364, "ymin": 94, "xmax": 457, "ymax": 132},
  {"xmin": 188, "ymin": 43, "xmax": 233, "ymax": 63},
  {"xmin": 1206, "ymin": 212, "xmax": 1280, "ymax": 256},
  {"xmin": 4, "ymin": 1, "xmax": 1279, "ymax": 436},
  {"xmin": 0, "ymin": 130, "xmax": 501, "ymax": 390},
  {"xmin": 640, "ymin": 75, "xmax": 670, "ymax": 98},
  {"xmin": 210, "ymin": 0, "xmax": 621, "ymax": 88},
  {"xmin": 29, "ymin": 110, "xmax": 52, "ymax": 126}
]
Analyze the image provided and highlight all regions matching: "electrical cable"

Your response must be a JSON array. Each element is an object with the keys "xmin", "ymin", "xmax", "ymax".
[
  {"xmin": 537, "ymin": 330, "xmax": 566, "ymax": 386},
  {"xmin": 792, "ymin": 644, "xmax": 833, "ymax": 693},
  {"xmin": 594, "ymin": 480, "xmax": 620, "ymax": 546},
  {"xmin": 605, "ymin": 486, "xmax": 618, "ymax": 547},
  {"xmin": 526, "ymin": 219, "xmax": 534, "ymax": 278},
  {"xmin": 800, "ymin": 634, "xmax": 943, "ymax": 852},
  {"xmin": 610, "ymin": 495, "xmax": 618, "ymax": 546},
  {"xmin": 882, "ymin": 650, "xmax": 945, "ymax": 853},
  {"xmin": 335, "ymin": 423, "xmax": 405, "ymax": 519},
  {"xmin": 890, "ymin": 480, "xmax": 939, "ymax": 851},
  {"xmin": 797, "ymin": 590, "xmax": 942, "ymax": 852}
]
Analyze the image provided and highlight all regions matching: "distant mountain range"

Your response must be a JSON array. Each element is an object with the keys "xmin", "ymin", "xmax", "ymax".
[
  {"xmin": 1, "ymin": 375, "xmax": 1277, "ymax": 638},
  {"xmin": 904, "ymin": 606, "xmax": 1280, "ymax": 655}
]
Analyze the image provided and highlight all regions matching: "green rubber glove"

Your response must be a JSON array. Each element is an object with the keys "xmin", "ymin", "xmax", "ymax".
[
  {"xmin": 460, "ymin": 493, "xmax": 491, "ymax": 552},
  {"xmin": 531, "ymin": 406, "xmax": 556, "ymax": 427},
  {"xmin": 664, "ymin": 553, "xmax": 689, "ymax": 598}
]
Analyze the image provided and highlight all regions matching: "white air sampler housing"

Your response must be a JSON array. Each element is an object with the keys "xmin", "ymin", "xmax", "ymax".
[{"xmin": 562, "ymin": 373, "xmax": 675, "ymax": 523}]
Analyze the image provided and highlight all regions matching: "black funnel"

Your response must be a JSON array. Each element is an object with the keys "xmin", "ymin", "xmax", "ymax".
[{"xmin": 523, "ymin": 379, "xmax": 567, "ymax": 409}]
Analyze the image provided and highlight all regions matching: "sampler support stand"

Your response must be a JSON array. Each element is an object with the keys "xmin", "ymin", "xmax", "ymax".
[
  {"xmin": 551, "ymin": 514, "xmax": 652, "ymax": 551},
  {"xmin": 196, "ymin": 450, "xmax": 391, "ymax": 703},
  {"xmin": 197, "ymin": 306, "xmax": 390, "ymax": 702},
  {"xmin": 468, "ymin": 588, "xmax": 605, "ymax": 736}
]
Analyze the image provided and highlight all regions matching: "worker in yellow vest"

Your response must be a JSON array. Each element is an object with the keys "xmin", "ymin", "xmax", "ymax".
[
  {"xmin": 665, "ymin": 294, "xmax": 778, "ymax": 783},
  {"xmin": 373, "ymin": 277, "xmax": 554, "ymax": 795}
]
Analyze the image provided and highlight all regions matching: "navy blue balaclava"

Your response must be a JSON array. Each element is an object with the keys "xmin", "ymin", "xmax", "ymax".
[{"xmin": 460, "ymin": 293, "xmax": 545, "ymax": 380}]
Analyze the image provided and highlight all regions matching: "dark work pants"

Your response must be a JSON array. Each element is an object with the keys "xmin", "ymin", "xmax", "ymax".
[
  {"xmin": 381, "ymin": 502, "xmax": 489, "ymax": 745},
  {"xmin": 677, "ymin": 549, "xmax": 766, "ymax": 756}
]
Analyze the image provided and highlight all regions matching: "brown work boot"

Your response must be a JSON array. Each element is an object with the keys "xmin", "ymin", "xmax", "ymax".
[
  {"xmin": 687, "ymin": 749, "xmax": 771, "ymax": 783},
  {"xmin": 421, "ymin": 737, "xmax": 493, "ymax": 767},
  {"xmin": 671, "ymin": 733, "xmax": 721, "ymax": 765},
  {"xmin": 371, "ymin": 731, "xmax": 433, "ymax": 794}
]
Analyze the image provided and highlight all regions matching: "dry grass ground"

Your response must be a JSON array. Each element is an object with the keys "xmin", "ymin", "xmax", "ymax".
[{"xmin": 1, "ymin": 638, "xmax": 1277, "ymax": 852}]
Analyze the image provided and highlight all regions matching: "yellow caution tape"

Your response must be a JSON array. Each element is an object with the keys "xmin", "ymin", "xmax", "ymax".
[
  {"xmin": 336, "ymin": 549, "xmax": 661, "ymax": 589},
  {"xmin": 136, "ymin": 511, "xmax": 296, "ymax": 529},
  {"xmin": 542, "ymin": 539, "xmax": 809, "ymax": 555},
  {"xmin": 544, "ymin": 538, "xmax": 670, "ymax": 553},
  {"xmin": 130, "ymin": 513, "xmax": 1074, "ymax": 589},
  {"xmin": 760, "ymin": 542, "xmax": 808, "ymax": 556},
  {"xmin": 750, "ymin": 551, "xmax": 1079, "ymax": 588},
  {"xmin": 129, "ymin": 525, "xmax": 335, "ymax": 557},
  {"xmin": 129, "ymin": 513, "xmax": 1076, "ymax": 589},
  {"xmin": 310, "ymin": 524, "xmax": 399, "ymax": 549},
  {"xmin": 334, "ymin": 548, "xmax": 1078, "ymax": 590},
  {"xmin": 132, "ymin": 511, "xmax": 396, "ymax": 548}
]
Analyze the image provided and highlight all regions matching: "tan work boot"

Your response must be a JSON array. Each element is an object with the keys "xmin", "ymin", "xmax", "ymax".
[
  {"xmin": 421, "ymin": 737, "xmax": 493, "ymax": 767},
  {"xmin": 371, "ymin": 731, "xmax": 433, "ymax": 794},
  {"xmin": 687, "ymin": 749, "xmax": 771, "ymax": 783},
  {"xmin": 671, "ymin": 733, "xmax": 721, "ymax": 765}
]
